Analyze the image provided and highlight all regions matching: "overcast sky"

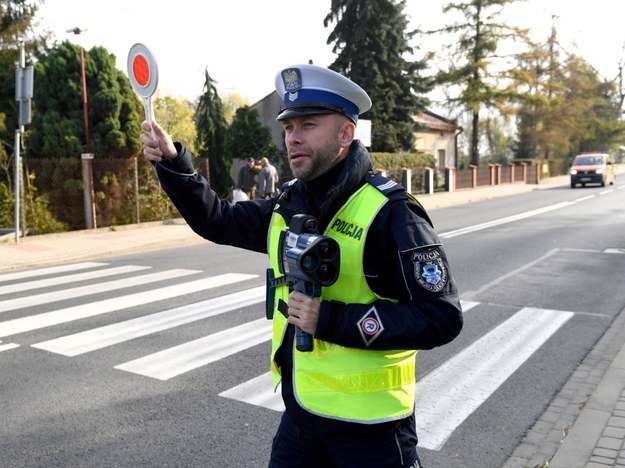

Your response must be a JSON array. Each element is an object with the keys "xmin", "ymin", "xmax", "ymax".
[{"xmin": 36, "ymin": 0, "xmax": 625, "ymax": 105}]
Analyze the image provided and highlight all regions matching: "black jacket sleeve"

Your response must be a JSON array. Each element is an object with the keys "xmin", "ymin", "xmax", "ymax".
[
  {"xmin": 155, "ymin": 144, "xmax": 275, "ymax": 253},
  {"xmin": 314, "ymin": 196, "xmax": 463, "ymax": 351}
]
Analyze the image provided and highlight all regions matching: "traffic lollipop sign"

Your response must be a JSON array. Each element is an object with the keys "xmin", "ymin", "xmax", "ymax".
[{"xmin": 127, "ymin": 43, "xmax": 158, "ymax": 138}]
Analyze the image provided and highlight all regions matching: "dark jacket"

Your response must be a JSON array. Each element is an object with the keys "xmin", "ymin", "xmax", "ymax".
[
  {"xmin": 154, "ymin": 139, "xmax": 463, "ymax": 434},
  {"xmin": 237, "ymin": 165, "xmax": 256, "ymax": 192}
]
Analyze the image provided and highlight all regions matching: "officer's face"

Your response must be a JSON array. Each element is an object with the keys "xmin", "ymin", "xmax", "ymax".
[{"xmin": 282, "ymin": 114, "xmax": 355, "ymax": 182}]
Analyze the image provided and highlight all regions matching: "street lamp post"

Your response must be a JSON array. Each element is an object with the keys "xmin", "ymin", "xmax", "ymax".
[{"xmin": 68, "ymin": 27, "xmax": 96, "ymax": 229}]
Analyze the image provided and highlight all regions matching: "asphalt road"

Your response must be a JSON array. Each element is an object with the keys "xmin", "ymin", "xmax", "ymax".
[{"xmin": 1, "ymin": 181, "xmax": 624, "ymax": 467}]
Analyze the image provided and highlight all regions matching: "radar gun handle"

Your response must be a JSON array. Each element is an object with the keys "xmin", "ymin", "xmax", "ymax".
[{"xmin": 293, "ymin": 280, "xmax": 320, "ymax": 352}]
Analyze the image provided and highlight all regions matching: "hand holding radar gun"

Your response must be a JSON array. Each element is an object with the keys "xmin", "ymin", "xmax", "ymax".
[
  {"xmin": 127, "ymin": 43, "xmax": 158, "ymax": 139},
  {"xmin": 278, "ymin": 215, "xmax": 340, "ymax": 352}
]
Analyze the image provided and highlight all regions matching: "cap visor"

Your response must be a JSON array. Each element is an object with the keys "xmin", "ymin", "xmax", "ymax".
[{"xmin": 276, "ymin": 107, "xmax": 337, "ymax": 121}]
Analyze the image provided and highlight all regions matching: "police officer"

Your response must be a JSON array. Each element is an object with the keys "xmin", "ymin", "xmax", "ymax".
[{"xmin": 140, "ymin": 63, "xmax": 463, "ymax": 467}]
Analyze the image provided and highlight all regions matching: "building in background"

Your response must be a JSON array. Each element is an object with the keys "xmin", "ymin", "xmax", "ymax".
[
  {"xmin": 252, "ymin": 92, "xmax": 284, "ymax": 152},
  {"xmin": 412, "ymin": 110, "xmax": 462, "ymax": 177}
]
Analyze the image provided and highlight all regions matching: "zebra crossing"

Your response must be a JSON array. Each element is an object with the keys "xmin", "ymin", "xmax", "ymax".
[{"xmin": 0, "ymin": 261, "xmax": 576, "ymax": 451}]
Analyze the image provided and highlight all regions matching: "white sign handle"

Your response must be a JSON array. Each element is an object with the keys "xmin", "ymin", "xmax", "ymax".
[{"xmin": 143, "ymin": 96, "xmax": 156, "ymax": 140}]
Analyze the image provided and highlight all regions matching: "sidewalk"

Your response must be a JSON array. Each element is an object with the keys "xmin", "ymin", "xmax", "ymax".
[
  {"xmin": 1, "ymin": 174, "xmax": 624, "ymax": 467},
  {"xmin": 0, "ymin": 177, "xmax": 568, "ymax": 273},
  {"xmin": 0, "ymin": 218, "xmax": 205, "ymax": 273}
]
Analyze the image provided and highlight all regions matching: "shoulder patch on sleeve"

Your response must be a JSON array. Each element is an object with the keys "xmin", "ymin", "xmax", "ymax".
[
  {"xmin": 412, "ymin": 247, "xmax": 448, "ymax": 292},
  {"xmin": 365, "ymin": 173, "xmax": 405, "ymax": 197}
]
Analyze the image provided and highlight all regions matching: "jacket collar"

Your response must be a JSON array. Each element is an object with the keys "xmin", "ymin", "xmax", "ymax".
[{"xmin": 279, "ymin": 140, "xmax": 373, "ymax": 229}]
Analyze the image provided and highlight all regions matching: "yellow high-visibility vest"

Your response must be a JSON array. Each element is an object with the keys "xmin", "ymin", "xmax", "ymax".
[{"xmin": 268, "ymin": 183, "xmax": 417, "ymax": 423}]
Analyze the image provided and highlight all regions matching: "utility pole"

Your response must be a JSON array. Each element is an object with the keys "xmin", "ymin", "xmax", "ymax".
[
  {"xmin": 14, "ymin": 41, "xmax": 33, "ymax": 243},
  {"xmin": 68, "ymin": 27, "xmax": 96, "ymax": 229}
]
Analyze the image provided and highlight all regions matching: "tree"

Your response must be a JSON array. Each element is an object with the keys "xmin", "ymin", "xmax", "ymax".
[
  {"xmin": 194, "ymin": 68, "xmax": 231, "ymax": 198},
  {"xmin": 222, "ymin": 92, "xmax": 250, "ymax": 124},
  {"xmin": 483, "ymin": 115, "xmax": 513, "ymax": 163},
  {"xmin": 560, "ymin": 55, "xmax": 625, "ymax": 156},
  {"xmin": 509, "ymin": 30, "xmax": 561, "ymax": 161},
  {"xmin": 431, "ymin": 0, "xmax": 527, "ymax": 166},
  {"xmin": 510, "ymin": 25, "xmax": 625, "ymax": 163},
  {"xmin": 26, "ymin": 41, "xmax": 142, "ymax": 159},
  {"xmin": 224, "ymin": 106, "xmax": 277, "ymax": 163},
  {"xmin": 154, "ymin": 95, "xmax": 197, "ymax": 155},
  {"xmin": 324, "ymin": 0, "xmax": 432, "ymax": 152}
]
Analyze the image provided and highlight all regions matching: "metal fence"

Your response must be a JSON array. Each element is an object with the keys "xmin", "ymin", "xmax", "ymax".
[
  {"xmin": 453, "ymin": 163, "xmax": 540, "ymax": 190},
  {"xmin": 2, "ymin": 157, "xmax": 542, "ymax": 236},
  {"xmin": 5, "ymin": 157, "xmax": 181, "ymax": 233}
]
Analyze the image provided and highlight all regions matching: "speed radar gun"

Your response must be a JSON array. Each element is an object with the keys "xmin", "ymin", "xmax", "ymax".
[
  {"xmin": 277, "ymin": 215, "xmax": 340, "ymax": 352},
  {"xmin": 127, "ymin": 43, "xmax": 158, "ymax": 139}
]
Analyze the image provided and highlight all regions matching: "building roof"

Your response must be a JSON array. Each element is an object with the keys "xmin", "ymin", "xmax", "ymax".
[{"xmin": 411, "ymin": 109, "xmax": 461, "ymax": 133}]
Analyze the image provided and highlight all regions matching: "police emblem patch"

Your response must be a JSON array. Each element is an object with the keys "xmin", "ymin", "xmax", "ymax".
[
  {"xmin": 412, "ymin": 248, "xmax": 448, "ymax": 292},
  {"xmin": 282, "ymin": 68, "xmax": 302, "ymax": 93},
  {"xmin": 357, "ymin": 306, "xmax": 384, "ymax": 347}
]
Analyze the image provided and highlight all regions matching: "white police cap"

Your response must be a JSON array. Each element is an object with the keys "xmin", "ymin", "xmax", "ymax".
[{"xmin": 275, "ymin": 64, "xmax": 372, "ymax": 123}]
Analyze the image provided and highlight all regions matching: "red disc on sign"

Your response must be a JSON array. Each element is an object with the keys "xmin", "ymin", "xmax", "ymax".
[
  {"xmin": 127, "ymin": 43, "xmax": 158, "ymax": 98},
  {"xmin": 132, "ymin": 55, "xmax": 150, "ymax": 87}
]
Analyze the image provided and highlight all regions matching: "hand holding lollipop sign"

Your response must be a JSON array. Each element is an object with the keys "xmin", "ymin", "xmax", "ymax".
[{"xmin": 127, "ymin": 43, "xmax": 158, "ymax": 139}]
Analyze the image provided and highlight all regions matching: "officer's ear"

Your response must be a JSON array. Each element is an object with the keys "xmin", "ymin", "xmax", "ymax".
[{"xmin": 337, "ymin": 116, "xmax": 355, "ymax": 148}]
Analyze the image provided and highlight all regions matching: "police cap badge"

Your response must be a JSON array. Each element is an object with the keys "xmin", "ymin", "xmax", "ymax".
[{"xmin": 275, "ymin": 63, "xmax": 372, "ymax": 124}]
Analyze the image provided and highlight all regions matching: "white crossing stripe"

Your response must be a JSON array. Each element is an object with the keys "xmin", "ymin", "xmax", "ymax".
[
  {"xmin": 0, "ymin": 262, "xmax": 107, "ymax": 283},
  {"xmin": 0, "ymin": 265, "xmax": 151, "ymax": 296},
  {"xmin": 0, "ymin": 340, "xmax": 20, "ymax": 352},
  {"xmin": 115, "ymin": 318, "xmax": 272, "ymax": 380},
  {"xmin": 219, "ymin": 372, "xmax": 284, "ymax": 412},
  {"xmin": 415, "ymin": 307, "xmax": 573, "ymax": 450},
  {"xmin": 33, "ymin": 286, "xmax": 265, "ymax": 356},
  {"xmin": 0, "ymin": 269, "xmax": 199, "ymax": 313},
  {"xmin": 218, "ymin": 300, "xmax": 481, "ymax": 413},
  {"xmin": 117, "ymin": 299, "xmax": 476, "ymax": 383},
  {"xmin": 0, "ymin": 273, "xmax": 257, "ymax": 338},
  {"xmin": 217, "ymin": 304, "xmax": 573, "ymax": 452},
  {"xmin": 461, "ymin": 301, "xmax": 479, "ymax": 312}
]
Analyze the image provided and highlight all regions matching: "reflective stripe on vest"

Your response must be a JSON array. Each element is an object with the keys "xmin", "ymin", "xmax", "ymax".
[{"xmin": 268, "ymin": 183, "xmax": 417, "ymax": 423}]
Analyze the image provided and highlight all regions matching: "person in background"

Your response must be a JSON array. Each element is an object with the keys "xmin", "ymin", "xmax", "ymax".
[
  {"xmin": 140, "ymin": 63, "xmax": 463, "ymax": 468},
  {"xmin": 237, "ymin": 157, "xmax": 257, "ymax": 200},
  {"xmin": 257, "ymin": 156, "xmax": 279, "ymax": 199}
]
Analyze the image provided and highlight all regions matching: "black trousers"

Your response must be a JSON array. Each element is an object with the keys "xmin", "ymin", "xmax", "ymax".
[{"xmin": 268, "ymin": 411, "xmax": 422, "ymax": 468}]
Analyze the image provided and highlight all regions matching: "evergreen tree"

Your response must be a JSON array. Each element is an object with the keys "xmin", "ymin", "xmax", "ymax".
[
  {"xmin": 194, "ymin": 68, "xmax": 231, "ymax": 197},
  {"xmin": 224, "ymin": 106, "xmax": 277, "ymax": 163},
  {"xmin": 324, "ymin": 0, "xmax": 432, "ymax": 152},
  {"xmin": 432, "ymin": 0, "xmax": 527, "ymax": 166},
  {"xmin": 26, "ymin": 41, "xmax": 142, "ymax": 159}
]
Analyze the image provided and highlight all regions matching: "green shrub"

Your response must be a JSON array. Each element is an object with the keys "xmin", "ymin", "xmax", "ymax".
[
  {"xmin": 371, "ymin": 152, "xmax": 435, "ymax": 172},
  {"xmin": 0, "ymin": 177, "xmax": 67, "ymax": 234},
  {"xmin": 0, "ymin": 182, "xmax": 13, "ymax": 226}
]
